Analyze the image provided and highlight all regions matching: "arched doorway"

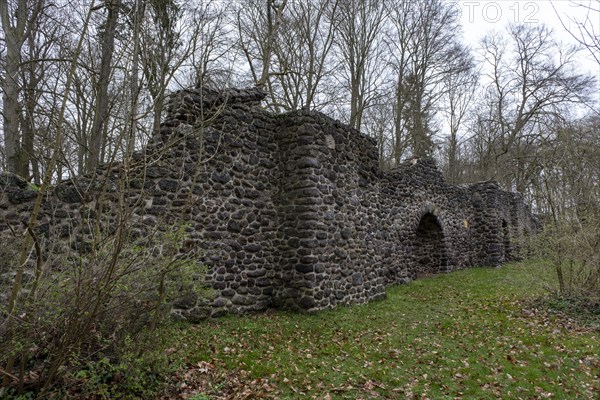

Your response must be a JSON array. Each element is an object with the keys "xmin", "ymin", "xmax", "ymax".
[{"xmin": 413, "ymin": 212, "xmax": 448, "ymax": 277}]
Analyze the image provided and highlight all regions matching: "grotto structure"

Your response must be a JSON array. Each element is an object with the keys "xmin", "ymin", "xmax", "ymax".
[{"xmin": 0, "ymin": 87, "xmax": 538, "ymax": 320}]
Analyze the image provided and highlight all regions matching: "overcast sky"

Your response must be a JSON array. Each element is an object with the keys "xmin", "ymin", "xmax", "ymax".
[{"xmin": 458, "ymin": 1, "xmax": 596, "ymax": 49}]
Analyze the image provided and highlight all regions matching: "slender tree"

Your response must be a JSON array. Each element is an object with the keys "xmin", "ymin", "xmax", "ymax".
[
  {"xmin": 0, "ymin": 0, "xmax": 44, "ymax": 176},
  {"xmin": 87, "ymin": 0, "xmax": 121, "ymax": 172},
  {"xmin": 270, "ymin": 0, "xmax": 339, "ymax": 111},
  {"xmin": 441, "ymin": 68, "xmax": 478, "ymax": 183},
  {"xmin": 235, "ymin": 0, "xmax": 289, "ymax": 110},
  {"xmin": 387, "ymin": 0, "xmax": 472, "ymax": 160},
  {"xmin": 331, "ymin": 0, "xmax": 388, "ymax": 131},
  {"xmin": 185, "ymin": 1, "xmax": 233, "ymax": 88}
]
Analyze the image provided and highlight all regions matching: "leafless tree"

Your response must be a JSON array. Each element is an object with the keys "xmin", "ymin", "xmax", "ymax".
[
  {"xmin": 235, "ymin": 0, "xmax": 286, "ymax": 86},
  {"xmin": 471, "ymin": 24, "xmax": 595, "ymax": 192},
  {"xmin": 330, "ymin": 0, "xmax": 388, "ymax": 131},
  {"xmin": 125, "ymin": 0, "xmax": 225, "ymax": 140},
  {"xmin": 0, "ymin": 0, "xmax": 45, "ymax": 176},
  {"xmin": 87, "ymin": 0, "xmax": 120, "ymax": 173},
  {"xmin": 139, "ymin": 0, "xmax": 186, "ymax": 137},
  {"xmin": 387, "ymin": 0, "xmax": 473, "ymax": 160},
  {"xmin": 363, "ymin": 101, "xmax": 395, "ymax": 169},
  {"xmin": 441, "ymin": 68, "xmax": 478, "ymax": 183},
  {"xmin": 270, "ymin": 0, "xmax": 339, "ymax": 111},
  {"xmin": 183, "ymin": 1, "xmax": 235, "ymax": 89},
  {"xmin": 551, "ymin": 0, "xmax": 600, "ymax": 64},
  {"xmin": 257, "ymin": 0, "xmax": 288, "ymax": 87}
]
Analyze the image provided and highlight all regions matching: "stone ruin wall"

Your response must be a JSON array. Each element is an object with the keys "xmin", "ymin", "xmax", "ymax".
[{"xmin": 0, "ymin": 88, "xmax": 538, "ymax": 321}]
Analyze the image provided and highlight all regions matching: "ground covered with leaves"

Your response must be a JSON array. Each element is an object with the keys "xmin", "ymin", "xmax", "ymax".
[
  {"xmin": 13, "ymin": 260, "xmax": 597, "ymax": 399},
  {"xmin": 155, "ymin": 260, "xmax": 598, "ymax": 399}
]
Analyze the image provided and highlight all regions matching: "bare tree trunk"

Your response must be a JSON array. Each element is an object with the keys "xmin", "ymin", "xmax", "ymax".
[
  {"xmin": 393, "ymin": 64, "xmax": 409, "ymax": 166},
  {"xmin": 0, "ymin": 0, "xmax": 37, "ymax": 176},
  {"xmin": 2, "ymin": 37, "xmax": 24, "ymax": 175},
  {"xmin": 0, "ymin": 0, "xmax": 44, "ymax": 177},
  {"xmin": 88, "ymin": 0, "xmax": 120, "ymax": 173},
  {"xmin": 20, "ymin": 31, "xmax": 42, "ymax": 183},
  {"xmin": 127, "ymin": 0, "xmax": 143, "ymax": 158},
  {"xmin": 140, "ymin": 0, "xmax": 190, "ymax": 136},
  {"xmin": 269, "ymin": 0, "xmax": 338, "ymax": 111},
  {"xmin": 411, "ymin": 85, "xmax": 428, "ymax": 157},
  {"xmin": 257, "ymin": 0, "xmax": 287, "ymax": 87},
  {"xmin": 152, "ymin": 91, "xmax": 165, "ymax": 138},
  {"xmin": 334, "ymin": 0, "xmax": 386, "ymax": 131}
]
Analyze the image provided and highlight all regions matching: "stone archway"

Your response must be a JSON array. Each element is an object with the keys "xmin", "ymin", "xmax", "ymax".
[{"xmin": 413, "ymin": 212, "xmax": 448, "ymax": 277}]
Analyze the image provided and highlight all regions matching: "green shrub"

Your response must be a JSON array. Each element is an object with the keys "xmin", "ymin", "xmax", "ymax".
[
  {"xmin": 0, "ymin": 222, "xmax": 206, "ymax": 398},
  {"xmin": 535, "ymin": 216, "xmax": 600, "ymax": 314}
]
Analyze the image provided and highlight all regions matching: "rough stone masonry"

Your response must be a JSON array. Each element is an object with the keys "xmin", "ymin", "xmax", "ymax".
[{"xmin": 0, "ymin": 87, "xmax": 538, "ymax": 321}]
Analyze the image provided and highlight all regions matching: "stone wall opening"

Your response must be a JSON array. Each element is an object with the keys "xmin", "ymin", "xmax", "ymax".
[{"xmin": 413, "ymin": 212, "xmax": 448, "ymax": 278}]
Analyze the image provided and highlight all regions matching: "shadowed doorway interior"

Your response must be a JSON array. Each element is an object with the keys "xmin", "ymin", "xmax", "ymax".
[{"xmin": 413, "ymin": 212, "xmax": 448, "ymax": 278}]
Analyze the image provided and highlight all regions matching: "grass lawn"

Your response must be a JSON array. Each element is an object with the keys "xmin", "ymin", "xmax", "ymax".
[{"xmin": 155, "ymin": 260, "xmax": 599, "ymax": 399}]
